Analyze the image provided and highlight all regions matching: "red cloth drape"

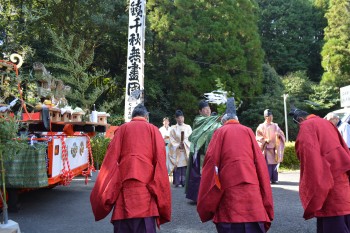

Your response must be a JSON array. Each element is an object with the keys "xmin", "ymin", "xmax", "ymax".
[
  {"xmin": 296, "ymin": 115, "xmax": 350, "ymax": 219},
  {"xmin": 197, "ymin": 120, "xmax": 273, "ymax": 231},
  {"xmin": 90, "ymin": 117, "xmax": 171, "ymax": 226}
]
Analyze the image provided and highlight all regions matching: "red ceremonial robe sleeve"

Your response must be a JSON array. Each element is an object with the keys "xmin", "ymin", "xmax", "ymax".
[
  {"xmin": 197, "ymin": 130, "xmax": 223, "ymax": 222},
  {"xmin": 295, "ymin": 117, "xmax": 350, "ymax": 220},
  {"xmin": 296, "ymin": 129, "xmax": 333, "ymax": 219},
  {"xmin": 90, "ymin": 127, "xmax": 123, "ymax": 221},
  {"xmin": 146, "ymin": 126, "xmax": 172, "ymax": 225}
]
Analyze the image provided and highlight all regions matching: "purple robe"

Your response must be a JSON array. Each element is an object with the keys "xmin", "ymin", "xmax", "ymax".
[
  {"xmin": 317, "ymin": 214, "xmax": 350, "ymax": 233},
  {"xmin": 113, "ymin": 217, "xmax": 156, "ymax": 233},
  {"xmin": 173, "ymin": 166, "xmax": 186, "ymax": 186},
  {"xmin": 216, "ymin": 222, "xmax": 265, "ymax": 233}
]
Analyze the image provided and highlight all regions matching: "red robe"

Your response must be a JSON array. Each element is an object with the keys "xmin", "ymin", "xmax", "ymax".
[
  {"xmin": 197, "ymin": 120, "xmax": 274, "ymax": 230},
  {"xmin": 295, "ymin": 115, "xmax": 350, "ymax": 219},
  {"xmin": 90, "ymin": 117, "xmax": 171, "ymax": 226}
]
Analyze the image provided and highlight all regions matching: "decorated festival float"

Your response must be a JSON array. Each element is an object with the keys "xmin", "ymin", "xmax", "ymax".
[{"xmin": 0, "ymin": 54, "xmax": 110, "ymax": 218}]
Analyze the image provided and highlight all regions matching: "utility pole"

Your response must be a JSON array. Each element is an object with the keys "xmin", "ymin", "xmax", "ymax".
[{"xmin": 283, "ymin": 94, "xmax": 289, "ymax": 142}]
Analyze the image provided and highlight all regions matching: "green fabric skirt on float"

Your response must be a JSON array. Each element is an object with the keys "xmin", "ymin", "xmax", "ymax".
[{"xmin": 1, "ymin": 144, "xmax": 48, "ymax": 188}]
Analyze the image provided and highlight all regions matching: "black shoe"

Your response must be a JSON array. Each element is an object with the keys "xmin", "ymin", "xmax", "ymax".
[{"xmin": 271, "ymin": 181, "xmax": 279, "ymax": 184}]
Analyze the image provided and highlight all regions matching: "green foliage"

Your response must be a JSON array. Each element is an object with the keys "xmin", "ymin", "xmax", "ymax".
[
  {"xmin": 282, "ymin": 70, "xmax": 339, "ymax": 112},
  {"xmin": 108, "ymin": 114, "xmax": 125, "ymax": 126},
  {"xmin": 90, "ymin": 135, "xmax": 111, "ymax": 169},
  {"xmin": 282, "ymin": 71, "xmax": 316, "ymax": 140},
  {"xmin": 0, "ymin": 0, "xmax": 52, "ymax": 58},
  {"xmin": 240, "ymin": 64, "xmax": 285, "ymax": 131},
  {"xmin": 258, "ymin": 0, "xmax": 326, "ymax": 81},
  {"xmin": 1, "ymin": 0, "xmax": 127, "ymax": 115},
  {"xmin": 282, "ymin": 71, "xmax": 313, "ymax": 100},
  {"xmin": 280, "ymin": 70, "xmax": 339, "ymax": 139},
  {"xmin": 148, "ymin": 0, "xmax": 264, "ymax": 122},
  {"xmin": 314, "ymin": 0, "xmax": 330, "ymax": 9},
  {"xmin": 47, "ymin": 30, "xmax": 109, "ymax": 111},
  {"xmin": 0, "ymin": 115, "xmax": 18, "ymax": 143},
  {"xmin": 261, "ymin": 64, "xmax": 284, "ymax": 95},
  {"xmin": 321, "ymin": 0, "xmax": 350, "ymax": 88},
  {"xmin": 1, "ymin": 0, "xmax": 341, "ymax": 134},
  {"xmin": 144, "ymin": 78, "xmax": 174, "ymax": 125},
  {"xmin": 308, "ymin": 83, "xmax": 339, "ymax": 112},
  {"xmin": 0, "ymin": 114, "xmax": 35, "ymax": 159},
  {"xmin": 280, "ymin": 141, "xmax": 300, "ymax": 170},
  {"xmin": 41, "ymin": 0, "xmax": 128, "ymax": 115}
]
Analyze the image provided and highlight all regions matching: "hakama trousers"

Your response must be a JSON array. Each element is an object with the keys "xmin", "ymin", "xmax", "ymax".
[
  {"xmin": 165, "ymin": 141, "xmax": 170, "ymax": 173},
  {"xmin": 266, "ymin": 163, "xmax": 278, "ymax": 183},
  {"xmin": 173, "ymin": 166, "xmax": 186, "ymax": 186},
  {"xmin": 113, "ymin": 217, "xmax": 156, "ymax": 233},
  {"xmin": 317, "ymin": 215, "xmax": 350, "ymax": 233},
  {"xmin": 215, "ymin": 222, "xmax": 265, "ymax": 233},
  {"xmin": 186, "ymin": 154, "xmax": 201, "ymax": 202}
]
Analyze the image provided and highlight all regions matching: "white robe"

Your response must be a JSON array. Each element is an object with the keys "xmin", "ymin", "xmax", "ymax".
[
  {"xmin": 159, "ymin": 126, "xmax": 171, "ymax": 139},
  {"xmin": 168, "ymin": 124, "xmax": 192, "ymax": 173},
  {"xmin": 338, "ymin": 121, "xmax": 350, "ymax": 148},
  {"xmin": 159, "ymin": 126, "xmax": 171, "ymax": 172}
]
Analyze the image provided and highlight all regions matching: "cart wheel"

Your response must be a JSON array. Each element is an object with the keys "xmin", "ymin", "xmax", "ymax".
[{"xmin": 7, "ymin": 188, "xmax": 20, "ymax": 213}]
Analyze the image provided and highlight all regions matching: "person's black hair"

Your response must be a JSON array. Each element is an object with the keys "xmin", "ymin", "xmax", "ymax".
[
  {"xmin": 198, "ymin": 100, "xmax": 209, "ymax": 110},
  {"xmin": 264, "ymin": 109, "xmax": 273, "ymax": 117},
  {"xmin": 131, "ymin": 104, "xmax": 149, "ymax": 118},
  {"xmin": 175, "ymin": 110, "xmax": 184, "ymax": 118},
  {"xmin": 288, "ymin": 107, "xmax": 309, "ymax": 124}
]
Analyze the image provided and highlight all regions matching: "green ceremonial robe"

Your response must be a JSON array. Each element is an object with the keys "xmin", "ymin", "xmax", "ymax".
[{"xmin": 185, "ymin": 115, "xmax": 222, "ymax": 199}]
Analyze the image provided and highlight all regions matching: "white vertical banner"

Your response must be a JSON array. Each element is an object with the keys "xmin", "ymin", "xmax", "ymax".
[{"xmin": 124, "ymin": 0, "xmax": 146, "ymax": 122}]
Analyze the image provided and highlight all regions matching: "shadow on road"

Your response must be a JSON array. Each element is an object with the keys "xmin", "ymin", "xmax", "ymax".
[{"xmin": 273, "ymin": 181, "xmax": 299, "ymax": 186}]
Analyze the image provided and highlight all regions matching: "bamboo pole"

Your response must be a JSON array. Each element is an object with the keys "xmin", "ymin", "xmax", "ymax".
[{"xmin": 0, "ymin": 149, "xmax": 8, "ymax": 224}]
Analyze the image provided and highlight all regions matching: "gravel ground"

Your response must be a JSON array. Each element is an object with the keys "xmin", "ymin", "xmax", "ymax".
[
  {"xmin": 161, "ymin": 171, "xmax": 316, "ymax": 233},
  {"xmin": 10, "ymin": 171, "xmax": 316, "ymax": 233}
]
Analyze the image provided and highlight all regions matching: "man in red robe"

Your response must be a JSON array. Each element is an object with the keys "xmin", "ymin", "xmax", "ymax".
[
  {"xmin": 289, "ymin": 107, "xmax": 350, "ymax": 233},
  {"xmin": 90, "ymin": 104, "xmax": 171, "ymax": 233},
  {"xmin": 197, "ymin": 98, "xmax": 274, "ymax": 233}
]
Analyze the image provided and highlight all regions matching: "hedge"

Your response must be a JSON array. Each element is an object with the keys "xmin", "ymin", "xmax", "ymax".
[
  {"xmin": 91, "ymin": 135, "xmax": 111, "ymax": 170},
  {"xmin": 280, "ymin": 141, "xmax": 300, "ymax": 170}
]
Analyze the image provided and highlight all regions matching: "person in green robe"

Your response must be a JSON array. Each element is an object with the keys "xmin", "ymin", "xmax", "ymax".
[{"xmin": 185, "ymin": 100, "xmax": 222, "ymax": 202}]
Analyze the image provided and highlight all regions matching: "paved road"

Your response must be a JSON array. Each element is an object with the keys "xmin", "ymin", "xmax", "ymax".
[{"xmin": 10, "ymin": 171, "xmax": 316, "ymax": 233}]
